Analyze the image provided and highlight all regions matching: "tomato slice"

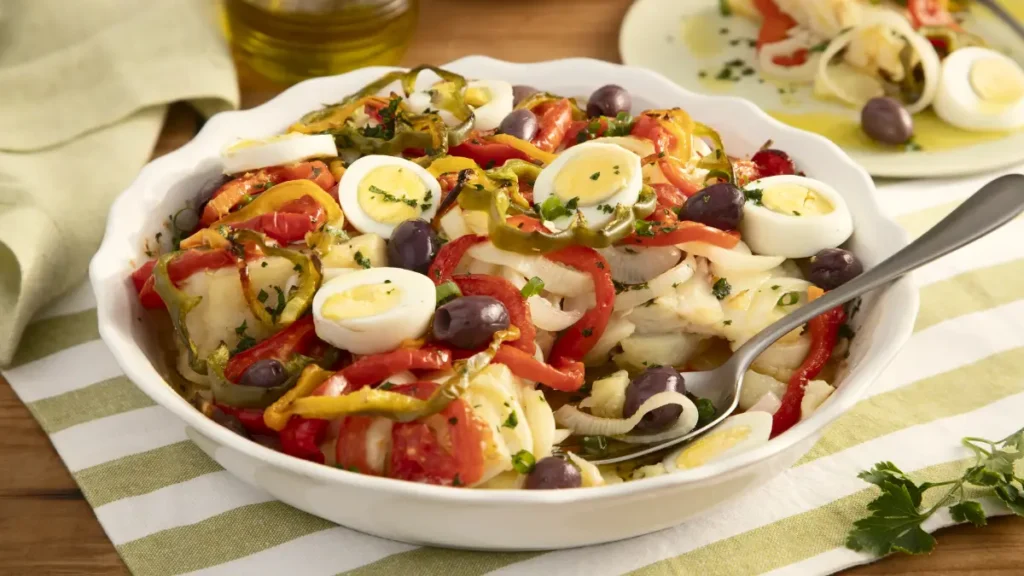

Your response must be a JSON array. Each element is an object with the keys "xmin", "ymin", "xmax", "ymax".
[
  {"xmin": 451, "ymin": 274, "xmax": 536, "ymax": 354},
  {"xmin": 622, "ymin": 220, "xmax": 741, "ymax": 248},
  {"xmin": 387, "ymin": 382, "xmax": 488, "ymax": 486},
  {"xmin": 907, "ymin": 0, "xmax": 962, "ymax": 30}
]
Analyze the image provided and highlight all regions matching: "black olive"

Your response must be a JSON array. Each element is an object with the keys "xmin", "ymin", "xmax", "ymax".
[
  {"xmin": 623, "ymin": 366, "xmax": 686, "ymax": 433},
  {"xmin": 808, "ymin": 248, "xmax": 863, "ymax": 290},
  {"xmin": 387, "ymin": 219, "xmax": 439, "ymax": 275},
  {"xmin": 586, "ymin": 84, "xmax": 632, "ymax": 118},
  {"xmin": 210, "ymin": 407, "xmax": 250, "ymax": 439},
  {"xmin": 432, "ymin": 296, "xmax": 510, "ymax": 349},
  {"xmin": 524, "ymin": 456, "xmax": 582, "ymax": 489},
  {"xmin": 680, "ymin": 182, "xmax": 745, "ymax": 230},
  {"xmin": 512, "ymin": 85, "xmax": 539, "ymax": 107},
  {"xmin": 861, "ymin": 97, "xmax": 914, "ymax": 145},
  {"xmin": 498, "ymin": 109, "xmax": 539, "ymax": 141},
  {"xmin": 238, "ymin": 359, "xmax": 288, "ymax": 389}
]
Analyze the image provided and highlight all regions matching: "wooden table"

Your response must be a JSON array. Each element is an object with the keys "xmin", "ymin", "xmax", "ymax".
[{"xmin": 1, "ymin": 0, "xmax": 1021, "ymax": 573}]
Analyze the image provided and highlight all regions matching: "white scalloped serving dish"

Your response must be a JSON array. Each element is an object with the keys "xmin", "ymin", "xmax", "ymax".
[{"xmin": 89, "ymin": 56, "xmax": 917, "ymax": 550}]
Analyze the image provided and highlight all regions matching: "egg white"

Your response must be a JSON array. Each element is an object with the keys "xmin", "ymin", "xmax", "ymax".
[
  {"xmin": 337, "ymin": 155, "xmax": 441, "ymax": 239},
  {"xmin": 933, "ymin": 47, "xmax": 1024, "ymax": 132},
  {"xmin": 663, "ymin": 411, "xmax": 772, "ymax": 472},
  {"xmin": 312, "ymin": 267, "xmax": 436, "ymax": 354},
  {"xmin": 532, "ymin": 141, "xmax": 643, "ymax": 230},
  {"xmin": 221, "ymin": 133, "xmax": 337, "ymax": 175},
  {"xmin": 738, "ymin": 175, "xmax": 853, "ymax": 258},
  {"xmin": 403, "ymin": 79, "xmax": 514, "ymax": 131}
]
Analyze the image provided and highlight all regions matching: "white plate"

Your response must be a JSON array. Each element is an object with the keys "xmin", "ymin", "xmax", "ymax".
[
  {"xmin": 89, "ymin": 56, "xmax": 917, "ymax": 550},
  {"xmin": 620, "ymin": 0, "xmax": 1024, "ymax": 178}
]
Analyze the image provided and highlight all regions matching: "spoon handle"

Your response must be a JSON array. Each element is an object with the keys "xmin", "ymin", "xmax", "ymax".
[
  {"xmin": 732, "ymin": 173, "xmax": 1024, "ymax": 367},
  {"xmin": 976, "ymin": 0, "xmax": 1024, "ymax": 43}
]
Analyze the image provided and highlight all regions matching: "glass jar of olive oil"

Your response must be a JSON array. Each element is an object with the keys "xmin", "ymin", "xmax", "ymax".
[{"xmin": 223, "ymin": 0, "xmax": 419, "ymax": 85}]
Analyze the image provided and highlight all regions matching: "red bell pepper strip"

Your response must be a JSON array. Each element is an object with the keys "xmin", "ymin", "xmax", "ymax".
[
  {"xmin": 427, "ymin": 234, "xmax": 487, "ymax": 284},
  {"xmin": 493, "ymin": 345, "xmax": 585, "ymax": 392},
  {"xmin": 532, "ymin": 98, "xmax": 573, "ymax": 152},
  {"xmin": 314, "ymin": 347, "xmax": 453, "ymax": 394},
  {"xmin": 622, "ymin": 220, "xmax": 741, "ymax": 248},
  {"xmin": 563, "ymin": 117, "xmax": 610, "ymax": 148},
  {"xmin": 224, "ymin": 315, "xmax": 319, "ymax": 382},
  {"xmin": 280, "ymin": 416, "xmax": 329, "ymax": 463},
  {"xmin": 652, "ymin": 182, "xmax": 688, "ymax": 213},
  {"xmin": 229, "ymin": 195, "xmax": 327, "ymax": 245},
  {"xmin": 752, "ymin": 0, "xmax": 812, "ymax": 66},
  {"xmin": 216, "ymin": 404, "xmax": 277, "ymax": 436},
  {"xmin": 631, "ymin": 116, "xmax": 700, "ymax": 198},
  {"xmin": 448, "ymin": 137, "xmax": 532, "ymax": 169},
  {"xmin": 451, "ymin": 274, "xmax": 536, "ymax": 354},
  {"xmin": 907, "ymin": 0, "xmax": 962, "ymax": 31},
  {"xmin": 201, "ymin": 160, "xmax": 336, "ymax": 226},
  {"xmin": 545, "ymin": 246, "xmax": 614, "ymax": 363},
  {"xmin": 131, "ymin": 247, "xmax": 259, "ymax": 309},
  {"xmin": 505, "ymin": 214, "xmax": 549, "ymax": 233},
  {"xmin": 770, "ymin": 293, "xmax": 847, "ymax": 438}
]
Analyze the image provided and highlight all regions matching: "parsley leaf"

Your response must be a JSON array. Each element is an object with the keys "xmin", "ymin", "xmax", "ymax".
[
  {"xmin": 634, "ymin": 219, "xmax": 655, "ymax": 237},
  {"xmin": 590, "ymin": 172, "xmax": 601, "ymax": 181},
  {"xmin": 353, "ymin": 250, "xmax": 372, "ymax": 269},
  {"xmin": 712, "ymin": 278, "xmax": 731, "ymax": 300},
  {"xmin": 745, "ymin": 188, "xmax": 763, "ymax": 205},
  {"xmin": 502, "ymin": 410, "xmax": 518, "ymax": 429},
  {"xmin": 538, "ymin": 195, "xmax": 580, "ymax": 221},
  {"xmin": 521, "ymin": 276, "xmax": 545, "ymax": 298},
  {"xmin": 369, "ymin": 185, "xmax": 418, "ymax": 208}
]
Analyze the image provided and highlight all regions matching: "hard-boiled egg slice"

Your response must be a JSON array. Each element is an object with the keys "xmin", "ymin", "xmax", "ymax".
[
  {"xmin": 738, "ymin": 175, "xmax": 853, "ymax": 258},
  {"xmin": 338, "ymin": 155, "xmax": 441, "ymax": 239},
  {"xmin": 933, "ymin": 47, "xmax": 1024, "ymax": 132},
  {"xmin": 221, "ymin": 133, "xmax": 337, "ymax": 175},
  {"xmin": 312, "ymin": 267, "xmax": 435, "ymax": 354},
  {"xmin": 532, "ymin": 141, "xmax": 643, "ymax": 230},
  {"xmin": 404, "ymin": 79, "xmax": 514, "ymax": 131},
  {"xmin": 663, "ymin": 411, "xmax": 772, "ymax": 472}
]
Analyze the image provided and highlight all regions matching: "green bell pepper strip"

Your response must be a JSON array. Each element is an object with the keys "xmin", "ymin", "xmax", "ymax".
[
  {"xmin": 152, "ymin": 251, "xmax": 207, "ymax": 375},
  {"xmin": 228, "ymin": 230, "xmax": 322, "ymax": 329},
  {"xmin": 274, "ymin": 327, "xmax": 520, "ymax": 425},
  {"xmin": 208, "ymin": 345, "xmax": 315, "ymax": 409},
  {"xmin": 693, "ymin": 122, "xmax": 735, "ymax": 184},
  {"xmin": 515, "ymin": 91, "xmax": 587, "ymax": 121}
]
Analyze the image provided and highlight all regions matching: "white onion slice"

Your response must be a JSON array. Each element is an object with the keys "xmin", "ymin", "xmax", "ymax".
[
  {"xmin": 467, "ymin": 243, "xmax": 593, "ymax": 296},
  {"xmin": 554, "ymin": 391, "xmax": 695, "ymax": 437},
  {"xmin": 599, "ymin": 245, "xmax": 682, "ymax": 285},
  {"xmin": 523, "ymin": 389, "xmax": 557, "ymax": 459},
  {"xmin": 679, "ymin": 242, "xmax": 785, "ymax": 274},
  {"xmin": 614, "ymin": 259, "xmax": 695, "ymax": 311},
  {"xmin": 499, "ymin": 266, "xmax": 583, "ymax": 331},
  {"xmin": 748, "ymin": 391, "xmax": 783, "ymax": 415},
  {"xmin": 582, "ymin": 312, "xmax": 635, "ymax": 366},
  {"xmin": 759, "ymin": 36, "xmax": 822, "ymax": 83},
  {"xmin": 551, "ymin": 429, "xmax": 572, "ymax": 445},
  {"xmin": 615, "ymin": 396, "xmax": 700, "ymax": 444},
  {"xmin": 440, "ymin": 205, "xmax": 470, "ymax": 240},
  {"xmin": 566, "ymin": 452, "xmax": 606, "ymax": 487}
]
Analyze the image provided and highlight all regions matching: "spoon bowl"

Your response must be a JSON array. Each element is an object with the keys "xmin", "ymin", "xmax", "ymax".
[{"xmin": 588, "ymin": 173, "xmax": 1024, "ymax": 465}]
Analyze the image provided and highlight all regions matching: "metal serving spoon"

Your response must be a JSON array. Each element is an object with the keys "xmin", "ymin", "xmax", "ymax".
[
  {"xmin": 975, "ymin": 0, "xmax": 1024, "ymax": 43},
  {"xmin": 589, "ymin": 173, "xmax": 1024, "ymax": 465}
]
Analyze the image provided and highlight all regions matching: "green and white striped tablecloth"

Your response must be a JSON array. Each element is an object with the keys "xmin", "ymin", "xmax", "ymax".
[{"xmin": 5, "ymin": 165, "xmax": 1024, "ymax": 575}]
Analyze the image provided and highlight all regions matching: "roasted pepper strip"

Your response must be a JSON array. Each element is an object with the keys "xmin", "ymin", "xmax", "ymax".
[
  {"xmin": 152, "ymin": 251, "xmax": 207, "ymax": 374},
  {"xmin": 546, "ymin": 246, "xmax": 614, "ymax": 363},
  {"xmin": 515, "ymin": 91, "xmax": 587, "ymax": 121},
  {"xmin": 224, "ymin": 315, "xmax": 318, "ymax": 382},
  {"xmin": 325, "ymin": 346, "xmax": 453, "ymax": 392},
  {"xmin": 427, "ymin": 234, "xmax": 487, "ymax": 283},
  {"xmin": 488, "ymin": 134, "xmax": 557, "ymax": 165},
  {"xmin": 229, "ymin": 230, "xmax": 322, "ymax": 328},
  {"xmin": 493, "ymin": 345, "xmax": 585, "ymax": 392},
  {"xmin": 230, "ymin": 195, "xmax": 328, "ymax": 245},
  {"xmin": 209, "ymin": 345, "xmax": 313, "ymax": 409},
  {"xmin": 531, "ymin": 98, "xmax": 573, "ymax": 152},
  {"xmin": 216, "ymin": 404, "xmax": 277, "ymax": 436},
  {"xmin": 770, "ymin": 287, "xmax": 847, "ymax": 437},
  {"xmin": 622, "ymin": 220, "xmax": 741, "ymax": 248},
  {"xmin": 290, "ymin": 95, "xmax": 392, "ymax": 134},
  {"xmin": 448, "ymin": 137, "xmax": 532, "ymax": 169},
  {"xmin": 452, "ymin": 274, "xmax": 535, "ymax": 354},
  {"xmin": 203, "ymin": 180, "xmax": 342, "ymax": 229},
  {"xmin": 273, "ymin": 328, "xmax": 517, "ymax": 426},
  {"xmin": 264, "ymin": 364, "xmax": 334, "ymax": 431},
  {"xmin": 693, "ymin": 122, "xmax": 735, "ymax": 183}
]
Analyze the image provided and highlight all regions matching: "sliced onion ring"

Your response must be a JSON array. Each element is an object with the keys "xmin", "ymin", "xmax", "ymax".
[
  {"xmin": 554, "ymin": 390, "xmax": 697, "ymax": 437},
  {"xmin": 614, "ymin": 258, "xmax": 695, "ymax": 311},
  {"xmin": 499, "ymin": 266, "xmax": 583, "ymax": 331},
  {"xmin": 599, "ymin": 245, "xmax": 682, "ymax": 285},
  {"xmin": 467, "ymin": 242, "xmax": 593, "ymax": 296}
]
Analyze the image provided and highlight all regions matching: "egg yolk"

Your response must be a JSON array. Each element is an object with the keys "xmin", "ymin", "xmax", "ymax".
[
  {"xmin": 674, "ymin": 425, "xmax": 752, "ymax": 469},
  {"xmin": 464, "ymin": 86, "xmax": 492, "ymax": 107},
  {"xmin": 969, "ymin": 58, "xmax": 1024, "ymax": 106},
  {"xmin": 357, "ymin": 166, "xmax": 429, "ymax": 224},
  {"xmin": 761, "ymin": 184, "xmax": 833, "ymax": 217},
  {"xmin": 322, "ymin": 283, "xmax": 403, "ymax": 321},
  {"xmin": 553, "ymin": 148, "xmax": 632, "ymax": 206}
]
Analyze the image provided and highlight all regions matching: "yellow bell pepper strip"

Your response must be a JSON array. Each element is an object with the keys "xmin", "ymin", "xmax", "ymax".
[
  {"xmin": 514, "ymin": 91, "xmax": 587, "ymax": 121},
  {"xmin": 264, "ymin": 364, "xmax": 333, "ymax": 431},
  {"xmin": 327, "ymin": 159, "xmax": 346, "ymax": 182},
  {"xmin": 693, "ymin": 122, "xmax": 735, "ymax": 184},
  {"xmin": 228, "ymin": 230, "xmax": 322, "ymax": 329},
  {"xmin": 290, "ymin": 95, "xmax": 393, "ymax": 135},
  {"xmin": 488, "ymin": 134, "xmax": 557, "ymax": 166},
  {"xmin": 208, "ymin": 345, "xmax": 315, "ymax": 409},
  {"xmin": 278, "ymin": 327, "xmax": 519, "ymax": 425},
  {"xmin": 203, "ymin": 180, "xmax": 342, "ymax": 229},
  {"xmin": 152, "ymin": 251, "xmax": 208, "ymax": 375}
]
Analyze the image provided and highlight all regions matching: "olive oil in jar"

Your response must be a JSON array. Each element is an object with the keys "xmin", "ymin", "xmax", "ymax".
[{"xmin": 224, "ymin": 0, "xmax": 419, "ymax": 85}]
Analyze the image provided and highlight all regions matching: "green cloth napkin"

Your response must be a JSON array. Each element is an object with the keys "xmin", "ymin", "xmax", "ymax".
[{"xmin": 0, "ymin": 0, "xmax": 239, "ymax": 366}]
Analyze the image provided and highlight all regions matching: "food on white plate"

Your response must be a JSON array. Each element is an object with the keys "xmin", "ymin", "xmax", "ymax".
[
  {"xmin": 933, "ymin": 47, "xmax": 1024, "ymax": 132},
  {"xmin": 131, "ymin": 65, "xmax": 859, "ymax": 490},
  {"xmin": 221, "ymin": 133, "xmax": 338, "ymax": 175}
]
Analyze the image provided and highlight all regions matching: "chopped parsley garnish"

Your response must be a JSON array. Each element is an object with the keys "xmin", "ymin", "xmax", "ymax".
[
  {"xmin": 723, "ymin": 319, "xmax": 733, "ymax": 326},
  {"xmin": 369, "ymin": 185, "xmax": 418, "ymax": 208},
  {"xmin": 582, "ymin": 327, "xmax": 594, "ymax": 337},
  {"xmin": 261, "ymin": 261, "xmax": 268, "ymax": 268},
  {"xmin": 613, "ymin": 280, "xmax": 649, "ymax": 294},
  {"xmin": 353, "ymin": 250, "xmax": 372, "ymax": 269},
  {"xmin": 378, "ymin": 382, "xmax": 395, "ymax": 390},
  {"xmin": 777, "ymin": 291, "xmax": 800, "ymax": 306},
  {"xmin": 745, "ymin": 188, "xmax": 764, "ymax": 205},
  {"xmin": 771, "ymin": 284, "xmax": 781, "ymax": 290},
  {"xmin": 452, "ymin": 474, "xmax": 463, "ymax": 487},
  {"xmin": 502, "ymin": 410, "xmax": 519, "ymax": 429},
  {"xmin": 257, "ymin": 289, "xmax": 269, "ymax": 303},
  {"xmin": 712, "ymin": 278, "xmax": 732, "ymax": 300},
  {"xmin": 521, "ymin": 276, "xmax": 545, "ymax": 298},
  {"xmin": 792, "ymin": 210, "xmax": 802, "ymax": 216},
  {"xmin": 293, "ymin": 263, "xmax": 302, "ymax": 272},
  {"xmin": 634, "ymin": 219, "xmax": 656, "ymax": 237},
  {"xmin": 590, "ymin": 172, "xmax": 601, "ymax": 181},
  {"xmin": 435, "ymin": 280, "xmax": 462, "ymax": 306},
  {"xmin": 692, "ymin": 395, "xmax": 717, "ymax": 428},
  {"xmin": 265, "ymin": 286, "xmax": 287, "ymax": 321},
  {"xmin": 448, "ymin": 417, "xmax": 458, "ymax": 425},
  {"xmin": 538, "ymin": 195, "xmax": 580, "ymax": 221},
  {"xmin": 512, "ymin": 450, "xmax": 537, "ymax": 474},
  {"xmin": 905, "ymin": 140, "xmax": 923, "ymax": 152},
  {"xmin": 233, "ymin": 320, "xmax": 257, "ymax": 354},
  {"xmin": 596, "ymin": 203, "xmax": 615, "ymax": 214}
]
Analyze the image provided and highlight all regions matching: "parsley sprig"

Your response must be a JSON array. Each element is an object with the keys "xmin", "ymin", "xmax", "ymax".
[{"xmin": 846, "ymin": 427, "xmax": 1024, "ymax": 556}]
